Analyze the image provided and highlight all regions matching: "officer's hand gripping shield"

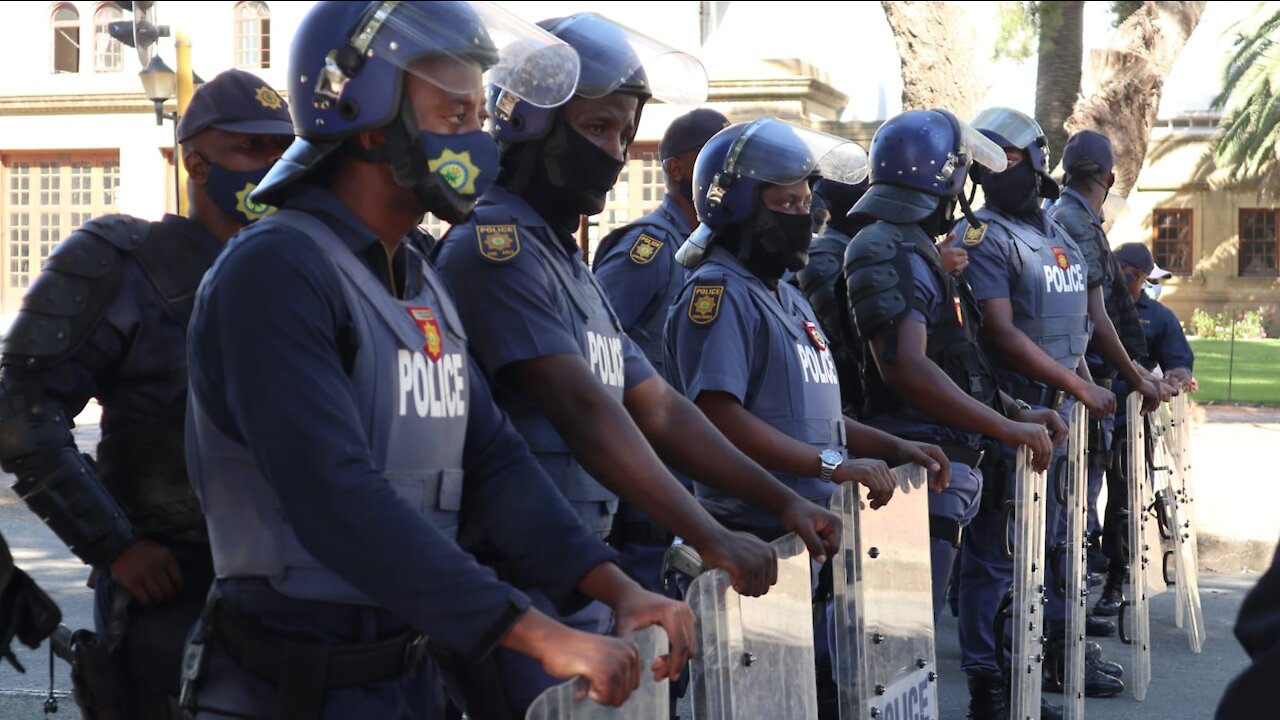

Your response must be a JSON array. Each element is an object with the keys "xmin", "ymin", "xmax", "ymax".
[
  {"xmin": 686, "ymin": 533, "xmax": 817, "ymax": 719},
  {"xmin": 1153, "ymin": 397, "xmax": 1204, "ymax": 653},
  {"xmin": 831, "ymin": 463, "xmax": 937, "ymax": 720},
  {"xmin": 1009, "ymin": 444, "xmax": 1047, "ymax": 720},
  {"xmin": 525, "ymin": 625, "xmax": 669, "ymax": 720},
  {"xmin": 1059, "ymin": 402, "xmax": 1089, "ymax": 720}
]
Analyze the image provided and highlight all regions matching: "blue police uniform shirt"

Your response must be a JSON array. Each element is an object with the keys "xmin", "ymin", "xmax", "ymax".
[
  {"xmin": 434, "ymin": 185, "xmax": 655, "ymax": 391},
  {"xmin": 665, "ymin": 246, "xmax": 845, "ymax": 529},
  {"xmin": 1114, "ymin": 293, "xmax": 1194, "ymax": 402},
  {"xmin": 592, "ymin": 194, "xmax": 691, "ymax": 339},
  {"xmin": 960, "ymin": 208, "xmax": 1090, "ymax": 390},
  {"xmin": 868, "ymin": 236, "xmax": 980, "ymax": 447},
  {"xmin": 187, "ymin": 184, "xmax": 614, "ymax": 658}
]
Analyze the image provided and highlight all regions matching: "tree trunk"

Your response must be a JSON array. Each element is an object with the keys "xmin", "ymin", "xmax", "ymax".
[
  {"xmin": 1065, "ymin": 1, "xmax": 1207, "ymax": 196},
  {"xmin": 1035, "ymin": 1, "xmax": 1085, "ymax": 164},
  {"xmin": 881, "ymin": 1, "xmax": 983, "ymax": 118}
]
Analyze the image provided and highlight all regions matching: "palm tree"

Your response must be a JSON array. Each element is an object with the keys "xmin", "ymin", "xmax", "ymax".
[{"xmin": 1212, "ymin": 3, "xmax": 1280, "ymax": 191}]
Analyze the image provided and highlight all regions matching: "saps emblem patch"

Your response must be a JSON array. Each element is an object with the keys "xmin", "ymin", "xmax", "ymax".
[
  {"xmin": 408, "ymin": 307, "xmax": 443, "ymax": 361},
  {"xmin": 476, "ymin": 224, "xmax": 520, "ymax": 262},
  {"xmin": 688, "ymin": 285, "xmax": 724, "ymax": 325},
  {"xmin": 629, "ymin": 233, "xmax": 664, "ymax": 265},
  {"xmin": 962, "ymin": 223, "xmax": 988, "ymax": 247},
  {"xmin": 1052, "ymin": 246, "xmax": 1070, "ymax": 270}
]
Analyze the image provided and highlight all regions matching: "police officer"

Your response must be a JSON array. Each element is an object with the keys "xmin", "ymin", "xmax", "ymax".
[
  {"xmin": 1096, "ymin": 242, "xmax": 1196, "ymax": 616},
  {"xmin": 183, "ymin": 3, "xmax": 694, "ymax": 717},
  {"xmin": 0, "ymin": 68, "xmax": 292, "ymax": 718},
  {"xmin": 590, "ymin": 107, "xmax": 730, "ymax": 594},
  {"xmin": 957, "ymin": 107, "xmax": 1125, "ymax": 707},
  {"xmin": 435, "ymin": 17, "xmax": 841, "ymax": 712},
  {"xmin": 843, "ymin": 108, "xmax": 1065, "ymax": 626},
  {"xmin": 666, "ymin": 117, "xmax": 948, "ymax": 719},
  {"xmin": 1047, "ymin": 130, "xmax": 1169, "ymax": 581},
  {"xmin": 796, "ymin": 176, "xmax": 869, "ymax": 414}
]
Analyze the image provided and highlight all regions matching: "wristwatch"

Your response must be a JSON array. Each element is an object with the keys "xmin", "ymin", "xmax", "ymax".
[
  {"xmin": 1007, "ymin": 398, "xmax": 1033, "ymax": 416},
  {"xmin": 819, "ymin": 449, "xmax": 844, "ymax": 482}
]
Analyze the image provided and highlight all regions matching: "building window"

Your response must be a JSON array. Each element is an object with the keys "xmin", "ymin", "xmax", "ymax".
[
  {"xmin": 51, "ymin": 4, "xmax": 80, "ymax": 74},
  {"xmin": 1, "ymin": 154, "xmax": 120, "ymax": 308},
  {"xmin": 1239, "ymin": 209, "xmax": 1279, "ymax": 277},
  {"xmin": 94, "ymin": 3, "xmax": 124, "ymax": 72},
  {"xmin": 235, "ymin": 1, "xmax": 271, "ymax": 69},
  {"xmin": 640, "ymin": 151, "xmax": 665, "ymax": 205},
  {"xmin": 1152, "ymin": 209, "xmax": 1192, "ymax": 275}
]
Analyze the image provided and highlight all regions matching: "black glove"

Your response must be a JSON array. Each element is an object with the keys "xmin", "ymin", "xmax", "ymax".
[{"xmin": 0, "ymin": 537, "xmax": 62, "ymax": 672}]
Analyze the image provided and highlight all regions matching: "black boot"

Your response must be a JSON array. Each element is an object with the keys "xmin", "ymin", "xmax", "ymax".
[
  {"xmin": 966, "ymin": 671, "xmax": 1009, "ymax": 720},
  {"xmin": 1041, "ymin": 697, "xmax": 1065, "ymax": 720},
  {"xmin": 1086, "ymin": 613, "xmax": 1117, "ymax": 637},
  {"xmin": 1042, "ymin": 637, "xmax": 1125, "ymax": 698},
  {"xmin": 1087, "ymin": 648, "xmax": 1125, "ymax": 679},
  {"xmin": 1094, "ymin": 572, "xmax": 1125, "ymax": 616}
]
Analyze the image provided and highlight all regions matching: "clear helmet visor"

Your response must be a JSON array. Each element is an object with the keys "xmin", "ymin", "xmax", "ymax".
[
  {"xmin": 363, "ymin": 0, "xmax": 581, "ymax": 108},
  {"xmin": 721, "ymin": 118, "xmax": 869, "ymax": 187},
  {"xmin": 545, "ymin": 12, "xmax": 708, "ymax": 105},
  {"xmin": 970, "ymin": 107, "xmax": 1046, "ymax": 151},
  {"xmin": 956, "ymin": 119, "xmax": 1009, "ymax": 173}
]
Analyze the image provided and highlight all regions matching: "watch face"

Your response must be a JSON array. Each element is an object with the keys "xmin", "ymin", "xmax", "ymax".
[{"xmin": 820, "ymin": 449, "xmax": 843, "ymax": 466}]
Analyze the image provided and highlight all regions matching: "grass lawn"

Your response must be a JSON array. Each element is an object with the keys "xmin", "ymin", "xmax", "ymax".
[{"xmin": 1188, "ymin": 337, "xmax": 1280, "ymax": 406}]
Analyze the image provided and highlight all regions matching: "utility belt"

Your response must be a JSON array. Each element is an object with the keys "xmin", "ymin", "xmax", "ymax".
[
  {"xmin": 1008, "ymin": 381, "xmax": 1067, "ymax": 411},
  {"xmin": 185, "ymin": 593, "xmax": 428, "ymax": 719},
  {"xmin": 932, "ymin": 441, "xmax": 986, "ymax": 469},
  {"xmin": 1087, "ymin": 362, "xmax": 1117, "ymax": 385},
  {"xmin": 608, "ymin": 519, "xmax": 675, "ymax": 548}
]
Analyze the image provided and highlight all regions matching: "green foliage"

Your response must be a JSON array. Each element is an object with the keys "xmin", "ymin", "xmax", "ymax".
[
  {"xmin": 994, "ymin": 1, "xmax": 1039, "ymax": 62},
  {"xmin": 1188, "ymin": 337, "xmax": 1280, "ymax": 405},
  {"xmin": 1190, "ymin": 306, "xmax": 1277, "ymax": 340},
  {"xmin": 1211, "ymin": 3, "xmax": 1280, "ymax": 187},
  {"xmin": 1109, "ymin": 1, "xmax": 1144, "ymax": 27}
]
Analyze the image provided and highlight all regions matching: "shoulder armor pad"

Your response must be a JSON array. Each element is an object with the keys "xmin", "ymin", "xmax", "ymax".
[
  {"xmin": 844, "ymin": 222, "xmax": 914, "ymax": 338},
  {"xmin": 1, "ymin": 226, "xmax": 130, "ymax": 364},
  {"xmin": 77, "ymin": 214, "xmax": 152, "ymax": 253}
]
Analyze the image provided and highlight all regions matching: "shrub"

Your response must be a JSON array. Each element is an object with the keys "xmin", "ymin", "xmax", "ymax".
[{"xmin": 1190, "ymin": 305, "xmax": 1277, "ymax": 340}]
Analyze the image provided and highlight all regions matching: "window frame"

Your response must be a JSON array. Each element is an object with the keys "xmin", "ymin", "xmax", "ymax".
[
  {"xmin": 1238, "ymin": 208, "xmax": 1280, "ymax": 277},
  {"xmin": 93, "ymin": 2, "xmax": 125, "ymax": 73},
  {"xmin": 234, "ymin": 0, "xmax": 272, "ymax": 70},
  {"xmin": 1151, "ymin": 207, "xmax": 1194, "ymax": 276},
  {"xmin": 50, "ymin": 3, "xmax": 81, "ymax": 74}
]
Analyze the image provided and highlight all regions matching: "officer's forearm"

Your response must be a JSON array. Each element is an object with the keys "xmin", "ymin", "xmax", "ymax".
[
  {"xmin": 511, "ymin": 355, "xmax": 723, "ymax": 549},
  {"xmin": 575, "ymin": 562, "xmax": 641, "ymax": 608},
  {"xmin": 628, "ymin": 378, "xmax": 798, "ymax": 515},
  {"xmin": 693, "ymin": 391, "xmax": 831, "ymax": 480},
  {"xmin": 873, "ymin": 325, "xmax": 1011, "ymax": 440},
  {"xmin": 1088, "ymin": 287, "xmax": 1145, "ymax": 387},
  {"xmin": 843, "ymin": 418, "xmax": 910, "ymax": 462}
]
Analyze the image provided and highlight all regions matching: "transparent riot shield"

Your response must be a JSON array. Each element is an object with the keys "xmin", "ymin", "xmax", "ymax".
[
  {"xmin": 1152, "ymin": 400, "xmax": 1205, "ymax": 653},
  {"xmin": 1009, "ymin": 445, "xmax": 1047, "ymax": 720},
  {"xmin": 831, "ymin": 463, "xmax": 937, "ymax": 720},
  {"xmin": 526, "ymin": 625, "xmax": 669, "ymax": 720},
  {"xmin": 687, "ymin": 533, "xmax": 817, "ymax": 720},
  {"xmin": 1119, "ymin": 393, "xmax": 1161, "ymax": 700},
  {"xmin": 1053, "ymin": 402, "xmax": 1089, "ymax": 720}
]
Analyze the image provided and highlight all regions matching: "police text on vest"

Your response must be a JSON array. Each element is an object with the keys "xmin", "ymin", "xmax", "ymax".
[
  {"xmin": 588, "ymin": 331, "xmax": 626, "ymax": 388},
  {"xmin": 796, "ymin": 344, "xmax": 839, "ymax": 385},
  {"xmin": 1043, "ymin": 264, "xmax": 1086, "ymax": 294},
  {"xmin": 398, "ymin": 350, "xmax": 466, "ymax": 417}
]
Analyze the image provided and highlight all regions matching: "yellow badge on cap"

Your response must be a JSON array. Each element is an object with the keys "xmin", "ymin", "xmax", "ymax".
[
  {"xmin": 234, "ymin": 183, "xmax": 276, "ymax": 221},
  {"xmin": 629, "ymin": 234, "xmax": 663, "ymax": 265},
  {"xmin": 688, "ymin": 285, "xmax": 724, "ymax": 325},
  {"xmin": 476, "ymin": 224, "xmax": 520, "ymax": 262},
  {"xmin": 428, "ymin": 149, "xmax": 481, "ymax": 196},
  {"xmin": 254, "ymin": 86, "xmax": 284, "ymax": 110},
  {"xmin": 963, "ymin": 223, "xmax": 987, "ymax": 247}
]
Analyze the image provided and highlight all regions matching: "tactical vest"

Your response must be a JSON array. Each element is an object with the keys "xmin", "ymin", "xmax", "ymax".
[
  {"xmin": 472, "ymin": 202, "xmax": 624, "ymax": 533},
  {"xmin": 861, "ymin": 227, "xmax": 1002, "ymax": 430},
  {"xmin": 188, "ymin": 210, "xmax": 468, "ymax": 604},
  {"xmin": 796, "ymin": 227, "xmax": 864, "ymax": 413},
  {"xmin": 592, "ymin": 204, "xmax": 688, "ymax": 381},
  {"xmin": 977, "ymin": 209, "xmax": 1091, "ymax": 372},
  {"xmin": 686, "ymin": 250, "xmax": 845, "ymax": 528}
]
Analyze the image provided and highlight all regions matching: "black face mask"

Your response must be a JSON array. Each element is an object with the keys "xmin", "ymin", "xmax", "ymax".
[
  {"xmin": 679, "ymin": 177, "xmax": 695, "ymax": 206},
  {"xmin": 542, "ymin": 114, "xmax": 627, "ymax": 216},
  {"xmin": 755, "ymin": 207, "xmax": 814, "ymax": 273},
  {"xmin": 983, "ymin": 160, "xmax": 1040, "ymax": 216},
  {"xmin": 919, "ymin": 195, "xmax": 959, "ymax": 238}
]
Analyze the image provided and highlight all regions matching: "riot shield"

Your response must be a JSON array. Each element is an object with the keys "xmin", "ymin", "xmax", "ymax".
[
  {"xmin": 687, "ymin": 533, "xmax": 817, "ymax": 720},
  {"xmin": 1152, "ymin": 400, "xmax": 1205, "ymax": 653},
  {"xmin": 831, "ymin": 463, "xmax": 937, "ymax": 720},
  {"xmin": 1119, "ymin": 393, "xmax": 1162, "ymax": 701},
  {"xmin": 526, "ymin": 626, "xmax": 669, "ymax": 720},
  {"xmin": 1010, "ymin": 445, "xmax": 1047, "ymax": 720},
  {"xmin": 1055, "ymin": 402, "xmax": 1089, "ymax": 720}
]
